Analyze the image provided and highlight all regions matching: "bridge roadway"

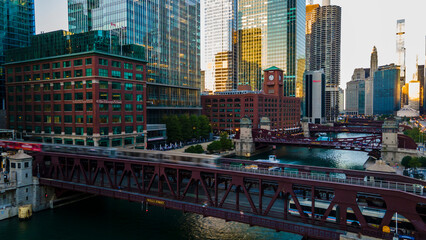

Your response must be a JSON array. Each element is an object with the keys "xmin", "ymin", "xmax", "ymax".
[
  {"xmin": 32, "ymin": 152, "xmax": 426, "ymax": 240},
  {"xmin": 309, "ymin": 124, "xmax": 383, "ymax": 134}
]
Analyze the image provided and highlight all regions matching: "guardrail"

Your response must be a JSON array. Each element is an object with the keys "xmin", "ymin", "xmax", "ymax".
[{"xmin": 221, "ymin": 165, "xmax": 425, "ymax": 196}]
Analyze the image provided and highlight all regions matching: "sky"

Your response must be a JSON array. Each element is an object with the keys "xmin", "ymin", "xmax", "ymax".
[{"xmin": 35, "ymin": 0, "xmax": 426, "ymax": 90}]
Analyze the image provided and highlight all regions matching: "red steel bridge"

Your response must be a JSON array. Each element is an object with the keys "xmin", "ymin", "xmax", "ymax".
[
  {"xmin": 33, "ymin": 151, "xmax": 426, "ymax": 240},
  {"xmin": 309, "ymin": 124, "xmax": 383, "ymax": 134},
  {"xmin": 250, "ymin": 129, "xmax": 418, "ymax": 153}
]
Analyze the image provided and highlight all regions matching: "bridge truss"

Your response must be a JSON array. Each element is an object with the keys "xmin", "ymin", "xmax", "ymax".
[{"xmin": 33, "ymin": 152, "xmax": 426, "ymax": 240}]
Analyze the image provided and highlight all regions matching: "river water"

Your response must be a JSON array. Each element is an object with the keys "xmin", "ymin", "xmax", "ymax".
[{"xmin": 0, "ymin": 133, "xmax": 368, "ymax": 240}]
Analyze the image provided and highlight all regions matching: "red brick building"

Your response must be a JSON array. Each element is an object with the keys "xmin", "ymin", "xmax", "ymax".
[
  {"xmin": 202, "ymin": 67, "xmax": 301, "ymax": 134},
  {"xmin": 5, "ymin": 51, "xmax": 147, "ymax": 148}
]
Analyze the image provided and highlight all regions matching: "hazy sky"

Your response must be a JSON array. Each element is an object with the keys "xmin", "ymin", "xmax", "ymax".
[{"xmin": 35, "ymin": 0, "xmax": 426, "ymax": 89}]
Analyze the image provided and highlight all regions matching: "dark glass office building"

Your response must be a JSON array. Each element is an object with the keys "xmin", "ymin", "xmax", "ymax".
[
  {"xmin": 68, "ymin": 0, "xmax": 201, "ymax": 123},
  {"xmin": 0, "ymin": 0, "xmax": 35, "ymax": 110},
  {"xmin": 373, "ymin": 64, "xmax": 401, "ymax": 115}
]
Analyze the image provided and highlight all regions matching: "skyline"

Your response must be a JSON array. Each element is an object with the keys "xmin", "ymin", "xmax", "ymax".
[{"xmin": 35, "ymin": 0, "xmax": 426, "ymax": 90}]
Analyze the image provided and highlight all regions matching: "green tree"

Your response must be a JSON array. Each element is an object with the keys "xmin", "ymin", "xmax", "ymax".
[
  {"xmin": 185, "ymin": 145, "xmax": 204, "ymax": 154},
  {"xmin": 207, "ymin": 141, "xmax": 222, "ymax": 153},
  {"xmin": 164, "ymin": 115, "xmax": 182, "ymax": 143},
  {"xmin": 419, "ymin": 156, "xmax": 426, "ymax": 167},
  {"xmin": 189, "ymin": 114, "xmax": 200, "ymax": 139},
  {"xmin": 409, "ymin": 157, "xmax": 422, "ymax": 168},
  {"xmin": 179, "ymin": 115, "xmax": 192, "ymax": 142},
  {"xmin": 199, "ymin": 115, "xmax": 212, "ymax": 139},
  {"xmin": 401, "ymin": 156, "xmax": 412, "ymax": 168},
  {"xmin": 219, "ymin": 132, "xmax": 233, "ymax": 150}
]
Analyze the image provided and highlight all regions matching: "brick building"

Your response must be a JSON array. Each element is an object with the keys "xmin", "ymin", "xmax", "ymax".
[
  {"xmin": 202, "ymin": 67, "xmax": 301, "ymax": 134},
  {"xmin": 5, "ymin": 30, "xmax": 147, "ymax": 148}
]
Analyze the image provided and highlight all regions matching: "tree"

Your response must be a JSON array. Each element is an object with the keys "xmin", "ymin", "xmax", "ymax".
[
  {"xmin": 189, "ymin": 114, "xmax": 200, "ymax": 139},
  {"xmin": 409, "ymin": 157, "xmax": 422, "ymax": 168},
  {"xmin": 219, "ymin": 132, "xmax": 233, "ymax": 150},
  {"xmin": 401, "ymin": 156, "xmax": 412, "ymax": 168},
  {"xmin": 164, "ymin": 115, "xmax": 181, "ymax": 143},
  {"xmin": 185, "ymin": 145, "xmax": 204, "ymax": 154},
  {"xmin": 179, "ymin": 115, "xmax": 192, "ymax": 142},
  {"xmin": 199, "ymin": 115, "xmax": 212, "ymax": 139},
  {"xmin": 207, "ymin": 141, "xmax": 222, "ymax": 153},
  {"xmin": 419, "ymin": 157, "xmax": 426, "ymax": 167}
]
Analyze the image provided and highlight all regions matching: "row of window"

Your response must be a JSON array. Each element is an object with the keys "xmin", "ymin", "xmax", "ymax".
[
  {"xmin": 32, "ymin": 137, "xmax": 143, "ymax": 147},
  {"xmin": 7, "ymin": 58, "xmax": 144, "ymax": 74},
  {"xmin": 203, "ymin": 98, "xmax": 297, "ymax": 103},
  {"xmin": 10, "ymin": 114, "xmax": 143, "ymax": 124},
  {"xmin": 8, "ymin": 81, "xmax": 143, "ymax": 92},
  {"xmin": 10, "ymin": 125, "xmax": 144, "ymax": 136},
  {"xmin": 8, "ymin": 103, "xmax": 144, "ymax": 112},
  {"xmin": 8, "ymin": 92, "xmax": 143, "ymax": 102}
]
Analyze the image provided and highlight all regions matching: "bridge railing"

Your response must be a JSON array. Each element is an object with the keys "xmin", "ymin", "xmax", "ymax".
[{"xmin": 221, "ymin": 165, "xmax": 425, "ymax": 196}]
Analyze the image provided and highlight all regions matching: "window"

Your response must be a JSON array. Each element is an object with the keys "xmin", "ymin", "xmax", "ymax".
[
  {"xmin": 137, "ymin": 125, "xmax": 144, "ymax": 133},
  {"xmin": 124, "ymin": 83, "xmax": 133, "ymax": 91},
  {"xmin": 75, "ymin": 93, "xmax": 84, "ymax": 100},
  {"xmin": 86, "ymin": 69, "xmax": 92, "ymax": 76},
  {"xmin": 124, "ymin": 72, "xmax": 133, "ymax": 80},
  {"xmin": 15, "ymin": 67, "xmax": 21, "ymax": 73},
  {"xmin": 125, "ymin": 94, "xmax": 133, "ymax": 101},
  {"xmin": 35, "ymin": 126, "xmax": 42, "ymax": 133},
  {"xmin": 136, "ymin": 74, "xmax": 143, "ymax": 80},
  {"xmin": 34, "ymin": 105, "xmax": 41, "ymax": 111},
  {"xmin": 34, "ymin": 94, "xmax": 41, "ymax": 101},
  {"xmin": 112, "ymin": 61, "xmax": 121, "ymax": 68},
  {"xmin": 112, "ymin": 82, "xmax": 121, "ymax": 90},
  {"xmin": 65, "ymin": 82, "xmax": 72, "ymax": 90},
  {"xmin": 85, "ymin": 58, "xmax": 92, "ymax": 65},
  {"xmin": 24, "ymin": 75, "xmax": 31, "ymax": 81},
  {"xmin": 87, "ymin": 115, "xmax": 93, "ymax": 123},
  {"xmin": 44, "ymin": 104, "xmax": 51, "ymax": 112},
  {"xmin": 86, "ymin": 80, "xmax": 92, "ymax": 89},
  {"xmin": 33, "ymin": 74, "xmax": 40, "ymax": 80},
  {"xmin": 54, "ymin": 127, "xmax": 62, "ymax": 134},
  {"xmin": 63, "ymin": 61, "xmax": 71, "ymax": 68},
  {"xmin": 43, "ymin": 94, "xmax": 51, "ymax": 101},
  {"xmin": 74, "ymin": 70, "xmax": 83, "ymax": 77},
  {"xmin": 64, "ymin": 104, "xmax": 72, "ymax": 111},
  {"xmin": 43, "ymin": 73, "xmax": 50, "ymax": 80},
  {"xmin": 74, "ymin": 59, "xmax": 83, "ymax": 66},
  {"xmin": 33, "ymin": 65, "xmax": 40, "ymax": 71},
  {"xmin": 25, "ymin": 115, "xmax": 32, "ymax": 122},
  {"xmin": 111, "ymin": 70, "xmax": 121, "ymax": 78},
  {"xmin": 44, "ymin": 84, "xmax": 50, "ymax": 91},
  {"xmin": 125, "ymin": 126, "xmax": 133, "ymax": 133},
  {"xmin": 124, "ymin": 63, "xmax": 133, "ymax": 70},
  {"xmin": 54, "ymin": 116, "xmax": 61, "ymax": 123},
  {"xmin": 112, "ymin": 94, "xmax": 121, "ymax": 100},
  {"xmin": 64, "ymin": 115, "xmax": 72, "ymax": 123},
  {"xmin": 100, "ymin": 115, "xmax": 108, "ymax": 123},
  {"xmin": 136, "ymin": 115, "xmax": 144, "ymax": 122},
  {"xmin": 99, "ymin": 104, "xmax": 108, "ymax": 111},
  {"xmin": 112, "ymin": 104, "xmax": 121, "ymax": 111},
  {"xmin": 42, "ymin": 63, "xmax": 50, "ymax": 70},
  {"xmin": 53, "ymin": 94, "xmax": 61, "ymax": 101},
  {"xmin": 87, "ymin": 128, "xmax": 93, "ymax": 136},
  {"xmin": 136, "ymin": 84, "xmax": 143, "ymax": 91},
  {"xmin": 136, "ymin": 65, "xmax": 144, "ymax": 71},
  {"xmin": 64, "ymin": 127, "xmax": 72, "ymax": 134},
  {"xmin": 99, "ymin": 58, "xmax": 108, "ymax": 66},
  {"xmin": 112, "ymin": 126, "xmax": 121, "ymax": 134},
  {"xmin": 75, "ymin": 127, "xmax": 84, "ymax": 135},
  {"xmin": 136, "ymin": 104, "xmax": 143, "ymax": 111},
  {"xmin": 64, "ymin": 93, "xmax": 72, "ymax": 100},
  {"xmin": 53, "ymin": 72, "xmax": 61, "ymax": 79},
  {"xmin": 75, "ymin": 104, "xmax": 83, "ymax": 111},
  {"xmin": 64, "ymin": 71, "xmax": 71, "ymax": 78},
  {"xmin": 86, "ymin": 92, "xmax": 92, "ymax": 100},
  {"xmin": 100, "ymin": 127, "xmax": 109, "ymax": 136},
  {"xmin": 25, "ymin": 105, "xmax": 32, "ymax": 111},
  {"xmin": 76, "ymin": 115, "xmax": 84, "ymax": 124},
  {"xmin": 86, "ymin": 103, "xmax": 93, "ymax": 111},
  {"xmin": 125, "ymin": 104, "xmax": 133, "ymax": 111},
  {"xmin": 44, "ymin": 115, "xmax": 52, "ymax": 123},
  {"xmin": 99, "ymin": 81, "xmax": 108, "ymax": 89},
  {"xmin": 52, "ymin": 62, "xmax": 60, "ymax": 69},
  {"xmin": 75, "ymin": 81, "xmax": 83, "ymax": 89},
  {"xmin": 99, "ymin": 69, "xmax": 108, "ymax": 77},
  {"xmin": 136, "ymin": 94, "xmax": 143, "ymax": 101},
  {"xmin": 54, "ymin": 105, "xmax": 61, "ymax": 111},
  {"xmin": 99, "ymin": 92, "xmax": 108, "ymax": 100},
  {"xmin": 125, "ymin": 115, "xmax": 133, "ymax": 123}
]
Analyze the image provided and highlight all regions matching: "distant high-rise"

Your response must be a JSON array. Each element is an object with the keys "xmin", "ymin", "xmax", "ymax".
[
  {"xmin": 373, "ymin": 64, "xmax": 401, "ymax": 115},
  {"xmin": 204, "ymin": 0, "xmax": 237, "ymax": 92},
  {"xmin": 346, "ymin": 68, "xmax": 369, "ymax": 115},
  {"xmin": 0, "ymin": 0, "xmax": 35, "ymax": 110},
  {"xmin": 306, "ymin": 0, "xmax": 341, "ymax": 121},
  {"xmin": 396, "ymin": 19, "xmax": 406, "ymax": 82},
  {"xmin": 365, "ymin": 46, "xmax": 378, "ymax": 115},
  {"xmin": 68, "ymin": 0, "xmax": 201, "ymax": 124},
  {"xmin": 304, "ymin": 70, "xmax": 325, "ymax": 124},
  {"xmin": 238, "ymin": 0, "xmax": 306, "ymax": 97}
]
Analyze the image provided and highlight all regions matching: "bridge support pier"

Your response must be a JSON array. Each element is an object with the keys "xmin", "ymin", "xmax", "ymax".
[
  {"xmin": 234, "ymin": 118, "xmax": 255, "ymax": 157},
  {"xmin": 301, "ymin": 118, "xmax": 310, "ymax": 137}
]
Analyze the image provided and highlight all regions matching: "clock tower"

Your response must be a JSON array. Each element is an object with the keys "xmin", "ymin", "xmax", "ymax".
[{"xmin": 263, "ymin": 66, "xmax": 284, "ymax": 96}]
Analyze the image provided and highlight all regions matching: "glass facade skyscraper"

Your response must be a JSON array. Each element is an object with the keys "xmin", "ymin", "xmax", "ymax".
[
  {"xmin": 0, "ymin": 0, "xmax": 35, "ymax": 109},
  {"xmin": 237, "ymin": 0, "xmax": 305, "ymax": 97},
  {"xmin": 68, "ymin": 0, "xmax": 201, "ymax": 123},
  {"xmin": 373, "ymin": 64, "xmax": 401, "ymax": 115},
  {"xmin": 204, "ymin": 0, "xmax": 237, "ymax": 92}
]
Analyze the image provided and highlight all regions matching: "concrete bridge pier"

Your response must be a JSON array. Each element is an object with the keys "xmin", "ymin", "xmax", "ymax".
[
  {"xmin": 234, "ymin": 118, "xmax": 256, "ymax": 157},
  {"xmin": 301, "ymin": 118, "xmax": 310, "ymax": 137},
  {"xmin": 381, "ymin": 120, "xmax": 418, "ymax": 165}
]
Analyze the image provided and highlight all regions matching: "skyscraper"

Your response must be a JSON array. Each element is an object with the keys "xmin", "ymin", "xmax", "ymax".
[
  {"xmin": 396, "ymin": 19, "xmax": 406, "ymax": 83},
  {"xmin": 68, "ymin": 0, "xmax": 201, "ymax": 123},
  {"xmin": 237, "ymin": 0, "xmax": 305, "ymax": 97},
  {"xmin": 305, "ymin": 0, "xmax": 341, "ymax": 121},
  {"xmin": 204, "ymin": 0, "xmax": 237, "ymax": 93},
  {"xmin": 0, "ymin": 0, "xmax": 35, "ymax": 110},
  {"xmin": 365, "ymin": 46, "xmax": 378, "ymax": 116},
  {"xmin": 373, "ymin": 64, "xmax": 401, "ymax": 115},
  {"xmin": 346, "ymin": 68, "xmax": 368, "ymax": 115}
]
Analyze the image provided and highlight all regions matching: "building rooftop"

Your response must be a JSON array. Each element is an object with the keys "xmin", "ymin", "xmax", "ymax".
[{"xmin": 264, "ymin": 66, "xmax": 283, "ymax": 72}]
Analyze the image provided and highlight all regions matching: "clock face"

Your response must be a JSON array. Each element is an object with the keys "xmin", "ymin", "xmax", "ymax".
[{"xmin": 269, "ymin": 75, "xmax": 274, "ymax": 81}]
